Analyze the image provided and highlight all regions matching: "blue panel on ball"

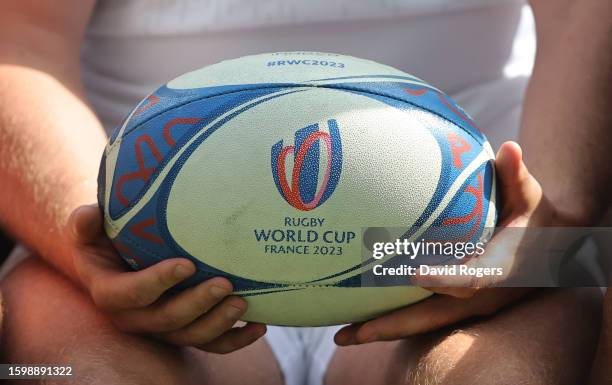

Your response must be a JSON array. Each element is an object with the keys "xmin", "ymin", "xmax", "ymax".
[
  {"xmin": 318, "ymin": 80, "xmax": 486, "ymax": 145},
  {"xmin": 108, "ymin": 87, "xmax": 291, "ymax": 220},
  {"xmin": 103, "ymin": 78, "xmax": 497, "ymax": 296},
  {"xmin": 111, "ymin": 186, "xmax": 282, "ymax": 292}
]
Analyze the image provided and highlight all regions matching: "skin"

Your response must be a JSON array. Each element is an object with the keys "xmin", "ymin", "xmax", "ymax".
[
  {"xmin": 327, "ymin": 288, "xmax": 601, "ymax": 385},
  {"xmin": 592, "ymin": 291, "xmax": 612, "ymax": 385},
  {"xmin": 520, "ymin": 0, "xmax": 612, "ymax": 224},
  {"xmin": 334, "ymin": 0, "xmax": 612, "ymax": 347},
  {"xmin": 0, "ymin": 0, "xmax": 264, "ymax": 354},
  {"xmin": 0, "ymin": 0, "xmax": 609, "ymax": 384},
  {"xmin": 335, "ymin": 142, "xmax": 547, "ymax": 344},
  {"xmin": 1, "ymin": 257, "xmax": 282, "ymax": 385},
  {"xmin": 522, "ymin": 4, "xmax": 612, "ymax": 380},
  {"xmin": 1, "ymin": 147, "xmax": 601, "ymax": 385},
  {"xmin": 592, "ymin": 213, "xmax": 612, "ymax": 384}
]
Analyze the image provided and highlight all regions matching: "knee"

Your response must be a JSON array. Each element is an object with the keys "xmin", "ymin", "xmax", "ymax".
[
  {"xmin": 604, "ymin": 289, "xmax": 612, "ymax": 317},
  {"xmin": 405, "ymin": 328, "xmax": 535, "ymax": 385},
  {"xmin": 1, "ymin": 256, "xmax": 112, "ymax": 362},
  {"xmin": 1, "ymin": 255, "xmax": 81, "ymax": 305},
  {"xmin": 405, "ymin": 289, "xmax": 604, "ymax": 385},
  {"xmin": 1, "ymin": 255, "xmax": 106, "ymax": 338},
  {"xmin": 0, "ymin": 255, "xmax": 283, "ymax": 385},
  {"xmin": 602, "ymin": 290, "xmax": 612, "ymax": 337},
  {"xmin": 544, "ymin": 288, "xmax": 603, "ymax": 343},
  {"xmin": 561, "ymin": 287, "xmax": 603, "ymax": 316},
  {"xmin": 0, "ymin": 256, "xmax": 201, "ymax": 385},
  {"xmin": 406, "ymin": 330, "xmax": 474, "ymax": 385}
]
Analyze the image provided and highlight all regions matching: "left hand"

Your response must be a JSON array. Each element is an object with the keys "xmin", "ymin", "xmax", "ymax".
[
  {"xmin": 69, "ymin": 205, "xmax": 266, "ymax": 354},
  {"xmin": 335, "ymin": 141, "xmax": 556, "ymax": 345}
]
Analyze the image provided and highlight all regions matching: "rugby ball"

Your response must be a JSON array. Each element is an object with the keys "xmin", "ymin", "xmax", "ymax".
[{"xmin": 98, "ymin": 52, "xmax": 497, "ymax": 326}]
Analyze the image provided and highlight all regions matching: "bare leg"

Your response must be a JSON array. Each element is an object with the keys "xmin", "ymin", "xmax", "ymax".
[
  {"xmin": 0, "ymin": 255, "xmax": 283, "ymax": 385},
  {"xmin": 327, "ymin": 288, "xmax": 602, "ymax": 385},
  {"xmin": 591, "ymin": 289, "xmax": 612, "ymax": 385}
]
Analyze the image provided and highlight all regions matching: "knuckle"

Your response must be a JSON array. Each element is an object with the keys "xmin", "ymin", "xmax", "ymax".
[
  {"xmin": 128, "ymin": 287, "xmax": 156, "ymax": 308},
  {"xmin": 459, "ymin": 287, "xmax": 478, "ymax": 298},
  {"xmin": 156, "ymin": 269, "xmax": 175, "ymax": 288},
  {"xmin": 90, "ymin": 290, "xmax": 104, "ymax": 308},
  {"xmin": 196, "ymin": 288, "xmax": 218, "ymax": 311},
  {"xmin": 155, "ymin": 310, "xmax": 182, "ymax": 331},
  {"xmin": 468, "ymin": 276, "xmax": 482, "ymax": 290},
  {"xmin": 90, "ymin": 283, "xmax": 109, "ymax": 308}
]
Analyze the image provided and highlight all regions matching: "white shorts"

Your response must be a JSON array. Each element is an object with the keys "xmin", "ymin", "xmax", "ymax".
[{"xmin": 265, "ymin": 325, "xmax": 343, "ymax": 385}]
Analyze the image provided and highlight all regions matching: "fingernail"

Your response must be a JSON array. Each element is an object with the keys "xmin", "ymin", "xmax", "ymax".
[
  {"xmin": 226, "ymin": 305, "xmax": 244, "ymax": 319},
  {"xmin": 335, "ymin": 334, "xmax": 349, "ymax": 346},
  {"xmin": 174, "ymin": 265, "xmax": 191, "ymax": 280},
  {"xmin": 259, "ymin": 324, "xmax": 267, "ymax": 335},
  {"xmin": 209, "ymin": 285, "xmax": 228, "ymax": 299},
  {"xmin": 253, "ymin": 324, "xmax": 267, "ymax": 337}
]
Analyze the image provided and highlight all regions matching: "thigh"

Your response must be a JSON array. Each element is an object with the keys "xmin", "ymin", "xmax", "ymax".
[
  {"xmin": 591, "ymin": 289, "xmax": 612, "ymax": 385},
  {"xmin": 0, "ymin": 255, "xmax": 282, "ymax": 385},
  {"xmin": 326, "ymin": 288, "xmax": 602, "ymax": 385}
]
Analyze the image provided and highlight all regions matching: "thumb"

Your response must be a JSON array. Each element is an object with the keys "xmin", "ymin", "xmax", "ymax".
[
  {"xmin": 68, "ymin": 204, "xmax": 105, "ymax": 245},
  {"xmin": 495, "ymin": 141, "xmax": 542, "ymax": 225}
]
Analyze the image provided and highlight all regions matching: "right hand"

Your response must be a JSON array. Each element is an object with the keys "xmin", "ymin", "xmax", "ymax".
[{"xmin": 68, "ymin": 204, "xmax": 266, "ymax": 354}]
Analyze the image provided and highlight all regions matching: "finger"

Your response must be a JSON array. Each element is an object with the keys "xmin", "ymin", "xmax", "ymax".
[
  {"xmin": 495, "ymin": 141, "xmax": 524, "ymax": 187},
  {"xmin": 356, "ymin": 295, "xmax": 465, "ymax": 343},
  {"xmin": 111, "ymin": 277, "xmax": 233, "ymax": 333},
  {"xmin": 411, "ymin": 258, "xmax": 493, "ymax": 289},
  {"xmin": 412, "ymin": 212, "xmax": 534, "ymax": 291},
  {"xmin": 495, "ymin": 142, "xmax": 542, "ymax": 222},
  {"xmin": 411, "ymin": 254, "xmax": 485, "ymax": 288},
  {"xmin": 411, "ymin": 234, "xmax": 514, "ymax": 290},
  {"xmin": 90, "ymin": 258, "xmax": 196, "ymax": 310},
  {"xmin": 421, "ymin": 286, "xmax": 479, "ymax": 298},
  {"xmin": 159, "ymin": 296, "xmax": 247, "ymax": 346},
  {"xmin": 407, "ymin": 143, "xmax": 541, "ymax": 292},
  {"xmin": 69, "ymin": 204, "xmax": 105, "ymax": 245},
  {"xmin": 334, "ymin": 323, "xmax": 362, "ymax": 346},
  {"xmin": 198, "ymin": 322, "xmax": 267, "ymax": 354},
  {"xmin": 346, "ymin": 289, "xmax": 528, "ymax": 344}
]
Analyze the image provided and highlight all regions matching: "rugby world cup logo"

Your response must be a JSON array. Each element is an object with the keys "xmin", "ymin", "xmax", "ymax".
[{"xmin": 271, "ymin": 119, "xmax": 342, "ymax": 211}]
